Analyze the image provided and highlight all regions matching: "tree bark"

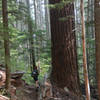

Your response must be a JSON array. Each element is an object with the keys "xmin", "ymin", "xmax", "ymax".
[
  {"xmin": 2, "ymin": 0, "xmax": 11, "ymax": 90},
  {"xmin": 34, "ymin": 0, "xmax": 37, "ymax": 28},
  {"xmin": 49, "ymin": 0, "xmax": 81, "ymax": 95},
  {"xmin": 95, "ymin": 0, "xmax": 100, "ymax": 99},
  {"xmin": 26, "ymin": 0, "xmax": 36, "ymax": 70},
  {"xmin": 45, "ymin": 0, "xmax": 51, "ymax": 39},
  {"xmin": 80, "ymin": 0, "xmax": 90, "ymax": 100}
]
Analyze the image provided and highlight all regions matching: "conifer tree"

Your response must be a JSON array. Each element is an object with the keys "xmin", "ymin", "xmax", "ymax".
[
  {"xmin": 49, "ymin": 0, "xmax": 81, "ymax": 95},
  {"xmin": 2, "ymin": 0, "xmax": 11, "ymax": 90},
  {"xmin": 95, "ymin": 0, "xmax": 100, "ymax": 99},
  {"xmin": 26, "ymin": 0, "xmax": 36, "ymax": 70},
  {"xmin": 80, "ymin": 0, "xmax": 90, "ymax": 99}
]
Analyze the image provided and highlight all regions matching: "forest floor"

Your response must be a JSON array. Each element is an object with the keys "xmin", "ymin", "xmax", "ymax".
[
  {"xmin": 16, "ymin": 84, "xmax": 38, "ymax": 100},
  {"xmin": 15, "ymin": 84, "xmax": 98, "ymax": 100},
  {"xmin": 14, "ymin": 80, "xmax": 98, "ymax": 100},
  {"xmin": 0, "ymin": 70, "xmax": 98, "ymax": 100},
  {"xmin": 0, "ymin": 81, "xmax": 98, "ymax": 100}
]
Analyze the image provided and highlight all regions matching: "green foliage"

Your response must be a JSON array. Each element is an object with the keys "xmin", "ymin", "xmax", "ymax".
[
  {"xmin": 0, "ymin": 0, "xmax": 96, "ymax": 88},
  {"xmin": 0, "ymin": 0, "xmax": 51, "ymax": 85},
  {"xmin": 49, "ymin": 0, "xmax": 73, "ymax": 9}
]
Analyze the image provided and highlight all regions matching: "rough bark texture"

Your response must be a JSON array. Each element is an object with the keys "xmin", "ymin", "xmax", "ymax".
[
  {"xmin": 95, "ymin": 0, "xmax": 100, "ymax": 99},
  {"xmin": 2, "ymin": 0, "xmax": 11, "ymax": 90},
  {"xmin": 49, "ymin": 0, "xmax": 80, "ymax": 95}
]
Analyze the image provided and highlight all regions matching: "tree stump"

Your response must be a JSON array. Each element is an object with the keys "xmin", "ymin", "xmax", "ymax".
[{"xmin": 0, "ymin": 70, "xmax": 6, "ymax": 87}]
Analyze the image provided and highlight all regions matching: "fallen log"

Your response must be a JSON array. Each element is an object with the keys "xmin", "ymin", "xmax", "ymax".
[
  {"xmin": 11, "ymin": 71, "xmax": 25, "ymax": 79},
  {"xmin": 0, "ymin": 70, "xmax": 25, "ymax": 87},
  {"xmin": 11, "ymin": 71, "xmax": 25, "ymax": 87}
]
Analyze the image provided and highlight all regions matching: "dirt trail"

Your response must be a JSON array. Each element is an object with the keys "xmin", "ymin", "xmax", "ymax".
[{"xmin": 16, "ymin": 85, "xmax": 38, "ymax": 100}]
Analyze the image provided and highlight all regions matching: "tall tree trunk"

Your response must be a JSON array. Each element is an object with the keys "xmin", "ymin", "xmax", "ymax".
[
  {"xmin": 95, "ymin": 0, "xmax": 100, "ymax": 99},
  {"xmin": 49, "ymin": 0, "xmax": 80, "ymax": 95},
  {"xmin": 33, "ymin": 0, "xmax": 39, "ymax": 61},
  {"xmin": 45, "ymin": 0, "xmax": 51, "ymax": 39},
  {"xmin": 34, "ymin": 0, "xmax": 37, "ymax": 28},
  {"xmin": 86, "ymin": 0, "xmax": 90, "ymax": 76},
  {"xmin": 27, "ymin": 0, "xmax": 36, "ymax": 70},
  {"xmin": 2, "ymin": 0, "xmax": 11, "ymax": 90},
  {"xmin": 80, "ymin": 0, "xmax": 90, "ymax": 100},
  {"xmin": 86, "ymin": 0, "xmax": 95, "ymax": 85}
]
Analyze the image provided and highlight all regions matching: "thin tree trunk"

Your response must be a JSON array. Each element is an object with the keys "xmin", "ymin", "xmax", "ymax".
[
  {"xmin": 86, "ymin": 0, "xmax": 90, "ymax": 77},
  {"xmin": 33, "ymin": 0, "xmax": 39, "ymax": 61},
  {"xmin": 80, "ymin": 0, "xmax": 90, "ymax": 100},
  {"xmin": 95, "ymin": 0, "xmax": 100, "ymax": 99},
  {"xmin": 2, "ymin": 0, "xmax": 11, "ymax": 90},
  {"xmin": 26, "ymin": 0, "xmax": 36, "ymax": 70},
  {"xmin": 34, "ymin": 0, "xmax": 37, "ymax": 28},
  {"xmin": 45, "ymin": 0, "xmax": 51, "ymax": 39}
]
